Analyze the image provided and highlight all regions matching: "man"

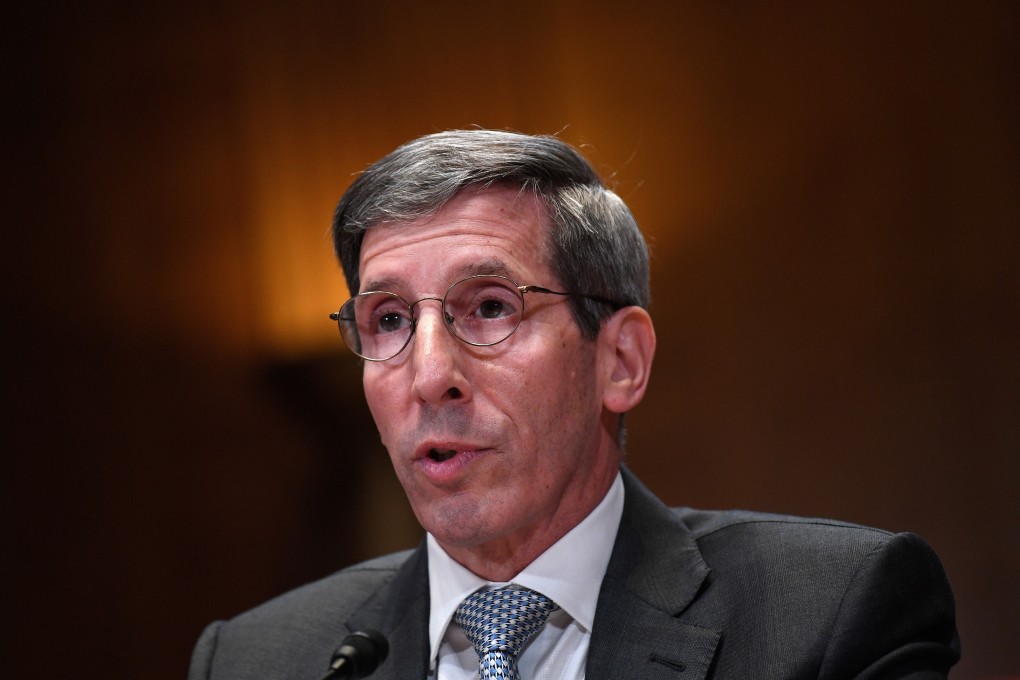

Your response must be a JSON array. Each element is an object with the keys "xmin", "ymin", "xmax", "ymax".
[{"xmin": 189, "ymin": 130, "xmax": 960, "ymax": 679}]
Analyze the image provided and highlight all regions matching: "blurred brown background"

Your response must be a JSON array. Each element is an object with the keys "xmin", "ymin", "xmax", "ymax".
[{"xmin": 6, "ymin": 2, "xmax": 1018, "ymax": 679}]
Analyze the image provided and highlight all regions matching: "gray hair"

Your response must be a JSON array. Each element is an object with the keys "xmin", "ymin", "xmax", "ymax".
[{"xmin": 332, "ymin": 129, "xmax": 650, "ymax": 340}]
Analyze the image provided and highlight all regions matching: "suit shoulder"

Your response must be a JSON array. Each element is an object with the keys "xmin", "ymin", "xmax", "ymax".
[
  {"xmin": 670, "ymin": 507, "xmax": 950, "ymax": 607},
  {"xmin": 190, "ymin": 549, "xmax": 420, "ymax": 679},
  {"xmin": 227, "ymin": 548, "xmax": 415, "ymax": 627},
  {"xmin": 648, "ymin": 503, "xmax": 958, "ymax": 675},
  {"xmin": 675, "ymin": 506, "xmax": 893, "ymax": 543},
  {"xmin": 671, "ymin": 507, "xmax": 925, "ymax": 582},
  {"xmin": 669, "ymin": 508, "xmax": 956, "ymax": 656}
]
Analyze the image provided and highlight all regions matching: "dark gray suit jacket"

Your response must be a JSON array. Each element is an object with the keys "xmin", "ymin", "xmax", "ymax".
[{"xmin": 189, "ymin": 470, "xmax": 959, "ymax": 679}]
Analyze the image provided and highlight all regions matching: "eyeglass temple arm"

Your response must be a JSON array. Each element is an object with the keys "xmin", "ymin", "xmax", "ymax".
[
  {"xmin": 329, "ymin": 312, "xmax": 359, "ymax": 321},
  {"xmin": 519, "ymin": 286, "xmax": 625, "ymax": 310},
  {"xmin": 518, "ymin": 285, "xmax": 570, "ymax": 297}
]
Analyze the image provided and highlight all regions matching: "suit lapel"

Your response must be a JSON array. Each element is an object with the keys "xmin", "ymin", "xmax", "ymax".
[
  {"xmin": 345, "ymin": 543, "xmax": 431, "ymax": 680},
  {"xmin": 586, "ymin": 469, "xmax": 721, "ymax": 680}
]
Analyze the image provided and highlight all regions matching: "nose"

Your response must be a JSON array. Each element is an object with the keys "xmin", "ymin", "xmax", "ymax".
[{"xmin": 410, "ymin": 302, "xmax": 472, "ymax": 405}]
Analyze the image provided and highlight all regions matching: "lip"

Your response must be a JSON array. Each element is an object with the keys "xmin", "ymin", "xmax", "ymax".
[{"xmin": 413, "ymin": 441, "xmax": 492, "ymax": 485}]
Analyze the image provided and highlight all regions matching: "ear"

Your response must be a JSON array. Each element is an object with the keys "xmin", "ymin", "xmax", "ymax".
[{"xmin": 598, "ymin": 306, "xmax": 656, "ymax": 414}]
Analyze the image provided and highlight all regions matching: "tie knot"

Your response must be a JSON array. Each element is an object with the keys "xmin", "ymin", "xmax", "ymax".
[{"xmin": 453, "ymin": 586, "xmax": 559, "ymax": 660}]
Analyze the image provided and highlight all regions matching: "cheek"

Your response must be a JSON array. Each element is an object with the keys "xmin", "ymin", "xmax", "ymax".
[
  {"xmin": 508, "ymin": 341, "xmax": 598, "ymax": 442},
  {"xmin": 362, "ymin": 370, "xmax": 400, "ymax": 441}
]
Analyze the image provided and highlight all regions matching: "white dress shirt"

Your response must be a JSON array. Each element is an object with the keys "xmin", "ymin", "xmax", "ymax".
[{"xmin": 426, "ymin": 472, "xmax": 624, "ymax": 680}]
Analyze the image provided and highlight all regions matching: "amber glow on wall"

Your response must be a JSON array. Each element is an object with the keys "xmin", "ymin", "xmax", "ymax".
[{"xmin": 10, "ymin": 3, "xmax": 1018, "ymax": 680}]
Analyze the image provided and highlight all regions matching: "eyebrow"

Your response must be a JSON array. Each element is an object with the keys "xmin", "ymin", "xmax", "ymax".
[
  {"xmin": 460, "ymin": 258, "xmax": 517, "ymax": 280},
  {"xmin": 359, "ymin": 275, "xmax": 404, "ymax": 294},
  {"xmin": 359, "ymin": 258, "xmax": 520, "ymax": 294}
]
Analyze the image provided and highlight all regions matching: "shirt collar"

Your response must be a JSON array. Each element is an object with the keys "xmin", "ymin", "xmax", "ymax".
[{"xmin": 426, "ymin": 472, "xmax": 624, "ymax": 665}]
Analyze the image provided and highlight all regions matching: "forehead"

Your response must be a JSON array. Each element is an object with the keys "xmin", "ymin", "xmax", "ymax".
[{"xmin": 358, "ymin": 186, "xmax": 554, "ymax": 292}]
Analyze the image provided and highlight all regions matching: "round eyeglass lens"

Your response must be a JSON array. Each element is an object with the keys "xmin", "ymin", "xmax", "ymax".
[
  {"xmin": 338, "ymin": 291, "xmax": 413, "ymax": 361},
  {"xmin": 444, "ymin": 276, "xmax": 524, "ymax": 346}
]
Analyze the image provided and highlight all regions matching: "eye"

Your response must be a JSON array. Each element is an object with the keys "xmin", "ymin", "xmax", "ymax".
[
  {"xmin": 477, "ymin": 297, "xmax": 510, "ymax": 319},
  {"xmin": 465, "ymin": 285, "xmax": 519, "ymax": 320},
  {"xmin": 357, "ymin": 294, "xmax": 411, "ymax": 335},
  {"xmin": 377, "ymin": 311, "xmax": 409, "ymax": 333}
]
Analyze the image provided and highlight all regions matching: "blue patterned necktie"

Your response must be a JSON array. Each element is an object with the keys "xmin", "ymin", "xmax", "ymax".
[{"xmin": 453, "ymin": 586, "xmax": 560, "ymax": 680}]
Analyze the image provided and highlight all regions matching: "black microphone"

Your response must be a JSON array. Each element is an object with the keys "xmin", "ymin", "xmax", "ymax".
[{"xmin": 320, "ymin": 629, "xmax": 389, "ymax": 680}]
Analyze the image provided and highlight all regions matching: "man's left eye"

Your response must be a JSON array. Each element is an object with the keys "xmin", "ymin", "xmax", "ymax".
[{"xmin": 477, "ymin": 299, "xmax": 506, "ymax": 318}]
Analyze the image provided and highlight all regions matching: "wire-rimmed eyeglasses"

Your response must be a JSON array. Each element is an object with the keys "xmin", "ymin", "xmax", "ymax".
[{"xmin": 329, "ymin": 274, "xmax": 608, "ymax": 362}]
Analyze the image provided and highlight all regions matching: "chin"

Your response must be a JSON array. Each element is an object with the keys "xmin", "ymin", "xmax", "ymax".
[{"xmin": 417, "ymin": 498, "xmax": 497, "ymax": 547}]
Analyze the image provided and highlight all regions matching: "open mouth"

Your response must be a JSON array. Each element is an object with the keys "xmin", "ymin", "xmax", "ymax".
[{"xmin": 429, "ymin": 448, "xmax": 457, "ymax": 462}]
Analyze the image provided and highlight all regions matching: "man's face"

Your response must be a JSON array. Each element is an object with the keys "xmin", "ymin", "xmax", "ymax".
[{"xmin": 357, "ymin": 186, "xmax": 621, "ymax": 561}]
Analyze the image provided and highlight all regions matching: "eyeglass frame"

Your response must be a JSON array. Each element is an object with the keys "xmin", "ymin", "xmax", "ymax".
[{"xmin": 329, "ymin": 274, "xmax": 622, "ymax": 362}]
